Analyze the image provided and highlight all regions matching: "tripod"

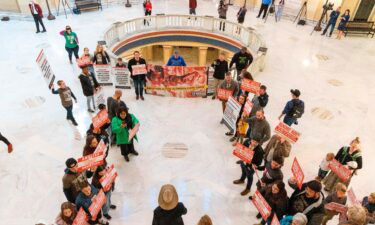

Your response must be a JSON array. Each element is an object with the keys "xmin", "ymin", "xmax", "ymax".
[
  {"xmin": 294, "ymin": 1, "xmax": 307, "ymax": 26},
  {"xmin": 264, "ymin": 1, "xmax": 277, "ymax": 23},
  {"xmin": 57, "ymin": 0, "xmax": 72, "ymax": 19},
  {"xmin": 311, "ymin": 0, "xmax": 331, "ymax": 35}
]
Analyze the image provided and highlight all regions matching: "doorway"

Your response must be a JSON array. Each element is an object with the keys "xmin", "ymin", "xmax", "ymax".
[{"xmin": 354, "ymin": 0, "xmax": 375, "ymax": 21}]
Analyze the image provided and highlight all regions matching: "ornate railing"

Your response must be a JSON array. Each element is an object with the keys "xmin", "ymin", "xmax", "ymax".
[{"xmin": 103, "ymin": 14, "xmax": 267, "ymax": 74}]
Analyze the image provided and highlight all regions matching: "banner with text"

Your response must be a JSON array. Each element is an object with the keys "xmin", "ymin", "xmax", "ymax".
[
  {"xmin": 94, "ymin": 64, "xmax": 112, "ymax": 86},
  {"xmin": 217, "ymin": 88, "xmax": 233, "ymax": 101},
  {"xmin": 271, "ymin": 214, "xmax": 280, "ymax": 225},
  {"xmin": 145, "ymin": 65, "xmax": 208, "ymax": 98},
  {"xmin": 36, "ymin": 49, "xmax": 56, "ymax": 89},
  {"xmin": 347, "ymin": 188, "xmax": 360, "ymax": 205},
  {"xmin": 252, "ymin": 190, "xmax": 272, "ymax": 221},
  {"xmin": 92, "ymin": 109, "xmax": 109, "ymax": 129},
  {"xmin": 99, "ymin": 164, "xmax": 118, "ymax": 192},
  {"xmin": 72, "ymin": 208, "xmax": 88, "ymax": 225},
  {"xmin": 325, "ymin": 202, "xmax": 348, "ymax": 214},
  {"xmin": 89, "ymin": 189, "xmax": 106, "ymax": 219},
  {"xmin": 243, "ymin": 97, "xmax": 254, "ymax": 116},
  {"xmin": 233, "ymin": 143, "xmax": 254, "ymax": 164},
  {"xmin": 291, "ymin": 157, "xmax": 305, "ymax": 189},
  {"xmin": 113, "ymin": 67, "xmax": 131, "ymax": 89},
  {"xmin": 241, "ymin": 79, "xmax": 261, "ymax": 94},
  {"xmin": 223, "ymin": 96, "xmax": 242, "ymax": 131},
  {"xmin": 131, "ymin": 64, "xmax": 147, "ymax": 75},
  {"xmin": 94, "ymin": 89, "xmax": 106, "ymax": 107},
  {"xmin": 274, "ymin": 122, "xmax": 301, "ymax": 144},
  {"xmin": 328, "ymin": 159, "xmax": 351, "ymax": 182},
  {"xmin": 77, "ymin": 152, "xmax": 105, "ymax": 173}
]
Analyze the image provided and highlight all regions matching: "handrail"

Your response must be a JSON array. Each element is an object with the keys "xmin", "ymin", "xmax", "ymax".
[{"xmin": 102, "ymin": 14, "xmax": 267, "ymax": 74}]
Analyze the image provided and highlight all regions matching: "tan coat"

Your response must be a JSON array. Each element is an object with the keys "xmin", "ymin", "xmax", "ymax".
[{"xmin": 264, "ymin": 134, "xmax": 291, "ymax": 161}]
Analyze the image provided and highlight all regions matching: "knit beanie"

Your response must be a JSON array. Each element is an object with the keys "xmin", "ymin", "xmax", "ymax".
[
  {"xmin": 307, "ymin": 180, "xmax": 322, "ymax": 193},
  {"xmin": 293, "ymin": 213, "xmax": 307, "ymax": 225},
  {"xmin": 65, "ymin": 158, "xmax": 77, "ymax": 168}
]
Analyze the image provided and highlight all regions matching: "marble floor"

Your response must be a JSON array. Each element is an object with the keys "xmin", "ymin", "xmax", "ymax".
[{"xmin": 0, "ymin": 0, "xmax": 375, "ymax": 224}]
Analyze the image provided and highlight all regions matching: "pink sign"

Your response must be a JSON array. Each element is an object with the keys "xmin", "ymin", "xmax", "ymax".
[
  {"xmin": 132, "ymin": 64, "xmax": 147, "ymax": 75},
  {"xmin": 241, "ymin": 79, "xmax": 261, "ymax": 94},
  {"xmin": 99, "ymin": 165, "xmax": 118, "ymax": 192},
  {"xmin": 77, "ymin": 152, "xmax": 105, "ymax": 173},
  {"xmin": 325, "ymin": 202, "xmax": 348, "ymax": 214},
  {"xmin": 271, "ymin": 214, "xmax": 280, "ymax": 225},
  {"xmin": 291, "ymin": 157, "xmax": 304, "ymax": 190},
  {"xmin": 232, "ymin": 143, "xmax": 255, "ymax": 164},
  {"xmin": 274, "ymin": 122, "xmax": 301, "ymax": 144},
  {"xmin": 328, "ymin": 159, "xmax": 351, "ymax": 182},
  {"xmin": 72, "ymin": 208, "xmax": 88, "ymax": 225},
  {"xmin": 92, "ymin": 109, "xmax": 109, "ymax": 129},
  {"xmin": 347, "ymin": 188, "xmax": 360, "ymax": 205},
  {"xmin": 252, "ymin": 190, "xmax": 272, "ymax": 221},
  {"xmin": 89, "ymin": 189, "xmax": 106, "ymax": 219}
]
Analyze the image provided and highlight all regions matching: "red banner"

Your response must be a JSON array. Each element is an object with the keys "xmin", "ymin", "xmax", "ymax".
[
  {"xmin": 347, "ymin": 188, "xmax": 360, "ymax": 205},
  {"xmin": 325, "ymin": 202, "xmax": 348, "ymax": 214},
  {"xmin": 76, "ymin": 56, "xmax": 92, "ymax": 67},
  {"xmin": 77, "ymin": 152, "xmax": 105, "ymax": 173},
  {"xmin": 241, "ymin": 79, "xmax": 261, "ymax": 94},
  {"xmin": 233, "ymin": 143, "xmax": 254, "ymax": 164},
  {"xmin": 243, "ymin": 97, "xmax": 254, "ymax": 116},
  {"xmin": 99, "ymin": 164, "xmax": 118, "ymax": 192},
  {"xmin": 89, "ymin": 189, "xmax": 106, "ymax": 219},
  {"xmin": 328, "ymin": 159, "xmax": 351, "ymax": 182},
  {"xmin": 217, "ymin": 88, "xmax": 233, "ymax": 101},
  {"xmin": 92, "ymin": 109, "xmax": 109, "ymax": 129},
  {"xmin": 252, "ymin": 190, "xmax": 272, "ymax": 220},
  {"xmin": 291, "ymin": 157, "xmax": 304, "ymax": 190},
  {"xmin": 145, "ymin": 65, "xmax": 208, "ymax": 98},
  {"xmin": 94, "ymin": 139, "xmax": 106, "ymax": 155},
  {"xmin": 72, "ymin": 208, "xmax": 88, "ymax": 225},
  {"xmin": 132, "ymin": 64, "xmax": 147, "ymax": 75},
  {"xmin": 271, "ymin": 214, "xmax": 280, "ymax": 225},
  {"xmin": 274, "ymin": 122, "xmax": 301, "ymax": 144}
]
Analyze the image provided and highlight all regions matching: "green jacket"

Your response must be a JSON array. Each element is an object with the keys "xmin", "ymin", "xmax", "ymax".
[
  {"xmin": 63, "ymin": 31, "xmax": 78, "ymax": 48},
  {"xmin": 111, "ymin": 114, "xmax": 139, "ymax": 144}
]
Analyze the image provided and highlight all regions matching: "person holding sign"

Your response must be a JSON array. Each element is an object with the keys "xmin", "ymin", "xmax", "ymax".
[
  {"xmin": 244, "ymin": 109, "xmax": 271, "ymax": 147},
  {"xmin": 60, "ymin": 26, "xmax": 79, "ymax": 64},
  {"xmin": 249, "ymin": 85, "xmax": 269, "ymax": 117},
  {"xmin": 288, "ymin": 180, "xmax": 325, "ymax": 225},
  {"xmin": 79, "ymin": 65, "xmax": 101, "ymax": 113},
  {"xmin": 323, "ymin": 137, "xmax": 362, "ymax": 192},
  {"xmin": 253, "ymin": 155, "xmax": 284, "ymax": 196},
  {"xmin": 229, "ymin": 47, "xmax": 253, "ymax": 81},
  {"xmin": 92, "ymin": 166, "xmax": 116, "ymax": 220},
  {"xmin": 211, "ymin": 52, "xmax": 229, "ymax": 100},
  {"xmin": 322, "ymin": 183, "xmax": 347, "ymax": 225},
  {"xmin": 128, "ymin": 51, "xmax": 147, "ymax": 100},
  {"xmin": 51, "ymin": 80, "xmax": 78, "ymax": 126},
  {"xmin": 0, "ymin": 132, "xmax": 13, "ymax": 153},
  {"xmin": 93, "ymin": 44, "xmax": 111, "ymax": 65},
  {"xmin": 111, "ymin": 107, "xmax": 140, "ymax": 162},
  {"xmin": 75, "ymin": 182, "xmax": 109, "ymax": 225},
  {"xmin": 62, "ymin": 158, "xmax": 88, "ymax": 204},
  {"xmin": 55, "ymin": 202, "xmax": 77, "ymax": 225},
  {"xmin": 79, "ymin": 47, "xmax": 94, "ymax": 74},
  {"xmin": 263, "ymin": 134, "xmax": 291, "ymax": 165},
  {"xmin": 219, "ymin": 72, "xmax": 239, "ymax": 112},
  {"xmin": 278, "ymin": 89, "xmax": 305, "ymax": 126}
]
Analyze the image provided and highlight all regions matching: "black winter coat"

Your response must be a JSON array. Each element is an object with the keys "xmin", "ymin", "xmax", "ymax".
[
  {"xmin": 78, "ymin": 73, "xmax": 99, "ymax": 96},
  {"xmin": 264, "ymin": 186, "xmax": 288, "ymax": 220},
  {"xmin": 128, "ymin": 57, "xmax": 147, "ymax": 81},
  {"xmin": 152, "ymin": 202, "xmax": 187, "ymax": 225},
  {"xmin": 211, "ymin": 59, "xmax": 228, "ymax": 80}
]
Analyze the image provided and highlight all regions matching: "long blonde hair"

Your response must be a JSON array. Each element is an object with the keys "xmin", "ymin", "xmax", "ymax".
[
  {"xmin": 95, "ymin": 44, "xmax": 104, "ymax": 54},
  {"xmin": 350, "ymin": 137, "xmax": 361, "ymax": 152}
]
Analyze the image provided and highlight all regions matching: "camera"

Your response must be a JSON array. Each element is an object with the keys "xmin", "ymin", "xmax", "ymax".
[{"xmin": 323, "ymin": 2, "xmax": 334, "ymax": 10}]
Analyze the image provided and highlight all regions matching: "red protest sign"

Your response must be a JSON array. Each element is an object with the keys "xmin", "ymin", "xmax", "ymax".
[
  {"xmin": 217, "ymin": 88, "xmax": 233, "ymax": 101},
  {"xmin": 243, "ymin": 98, "xmax": 254, "ymax": 116},
  {"xmin": 132, "ymin": 64, "xmax": 147, "ymax": 75},
  {"xmin": 99, "ymin": 164, "xmax": 118, "ymax": 192},
  {"xmin": 241, "ymin": 79, "xmax": 261, "ymax": 94},
  {"xmin": 72, "ymin": 208, "xmax": 88, "ymax": 225},
  {"xmin": 77, "ymin": 152, "xmax": 105, "ymax": 173},
  {"xmin": 233, "ymin": 143, "xmax": 254, "ymax": 164},
  {"xmin": 291, "ymin": 157, "xmax": 304, "ymax": 190},
  {"xmin": 328, "ymin": 159, "xmax": 351, "ymax": 182},
  {"xmin": 347, "ymin": 188, "xmax": 360, "ymax": 205},
  {"xmin": 271, "ymin": 214, "xmax": 280, "ymax": 225},
  {"xmin": 252, "ymin": 190, "xmax": 272, "ymax": 220},
  {"xmin": 92, "ymin": 109, "xmax": 109, "ymax": 129},
  {"xmin": 94, "ymin": 139, "xmax": 106, "ymax": 155},
  {"xmin": 89, "ymin": 189, "xmax": 107, "ymax": 219},
  {"xmin": 325, "ymin": 202, "xmax": 348, "ymax": 214},
  {"xmin": 274, "ymin": 122, "xmax": 301, "ymax": 144}
]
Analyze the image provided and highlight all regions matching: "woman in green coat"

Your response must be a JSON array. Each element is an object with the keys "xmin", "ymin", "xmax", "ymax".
[
  {"xmin": 60, "ymin": 25, "xmax": 79, "ymax": 64},
  {"xmin": 111, "ymin": 107, "xmax": 140, "ymax": 162}
]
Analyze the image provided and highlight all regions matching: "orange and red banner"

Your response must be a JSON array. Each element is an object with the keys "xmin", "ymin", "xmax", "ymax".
[
  {"xmin": 252, "ymin": 190, "xmax": 272, "ymax": 221},
  {"xmin": 100, "ymin": 164, "xmax": 118, "ymax": 192},
  {"xmin": 217, "ymin": 88, "xmax": 233, "ymax": 101},
  {"xmin": 243, "ymin": 97, "xmax": 254, "ymax": 116},
  {"xmin": 131, "ymin": 64, "xmax": 147, "ymax": 75},
  {"xmin": 92, "ymin": 110, "xmax": 109, "ymax": 129},
  {"xmin": 241, "ymin": 79, "xmax": 261, "ymax": 94},
  {"xmin": 328, "ymin": 159, "xmax": 351, "ymax": 182},
  {"xmin": 94, "ymin": 139, "xmax": 106, "ymax": 155},
  {"xmin": 291, "ymin": 157, "xmax": 304, "ymax": 190},
  {"xmin": 145, "ymin": 65, "xmax": 208, "ymax": 98},
  {"xmin": 325, "ymin": 202, "xmax": 348, "ymax": 214},
  {"xmin": 77, "ymin": 152, "xmax": 105, "ymax": 173},
  {"xmin": 233, "ymin": 143, "xmax": 254, "ymax": 164},
  {"xmin": 89, "ymin": 189, "xmax": 107, "ymax": 219},
  {"xmin": 72, "ymin": 208, "xmax": 88, "ymax": 225},
  {"xmin": 271, "ymin": 214, "xmax": 280, "ymax": 225},
  {"xmin": 274, "ymin": 122, "xmax": 301, "ymax": 144}
]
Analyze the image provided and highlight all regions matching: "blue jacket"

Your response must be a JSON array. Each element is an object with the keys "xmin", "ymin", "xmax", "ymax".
[
  {"xmin": 167, "ymin": 56, "xmax": 187, "ymax": 66},
  {"xmin": 328, "ymin": 11, "xmax": 340, "ymax": 24},
  {"xmin": 282, "ymin": 99, "xmax": 304, "ymax": 118},
  {"xmin": 75, "ymin": 184, "xmax": 98, "ymax": 215},
  {"xmin": 262, "ymin": 0, "xmax": 272, "ymax": 5}
]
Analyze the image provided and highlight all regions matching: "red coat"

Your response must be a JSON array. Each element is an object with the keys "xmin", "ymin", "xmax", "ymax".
[
  {"xmin": 189, "ymin": 0, "xmax": 197, "ymax": 9},
  {"xmin": 144, "ymin": 1, "xmax": 152, "ymax": 11},
  {"xmin": 29, "ymin": 3, "xmax": 43, "ymax": 18}
]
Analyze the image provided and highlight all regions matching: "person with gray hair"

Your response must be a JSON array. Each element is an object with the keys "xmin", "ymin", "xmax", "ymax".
[{"xmin": 280, "ymin": 213, "xmax": 308, "ymax": 225}]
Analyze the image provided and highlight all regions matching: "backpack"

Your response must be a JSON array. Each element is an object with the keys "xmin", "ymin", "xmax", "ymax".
[{"xmin": 290, "ymin": 100, "xmax": 304, "ymax": 119}]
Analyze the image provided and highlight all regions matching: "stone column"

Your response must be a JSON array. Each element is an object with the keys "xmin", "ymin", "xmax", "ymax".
[
  {"xmin": 198, "ymin": 47, "xmax": 208, "ymax": 66},
  {"xmin": 145, "ymin": 46, "xmax": 153, "ymax": 62},
  {"xmin": 163, "ymin": 45, "xmax": 173, "ymax": 65}
]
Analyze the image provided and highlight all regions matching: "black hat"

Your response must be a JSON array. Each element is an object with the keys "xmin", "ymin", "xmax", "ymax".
[
  {"xmin": 272, "ymin": 155, "xmax": 284, "ymax": 166},
  {"xmin": 306, "ymin": 180, "xmax": 322, "ymax": 193},
  {"xmin": 65, "ymin": 158, "xmax": 77, "ymax": 168},
  {"xmin": 290, "ymin": 89, "xmax": 301, "ymax": 97}
]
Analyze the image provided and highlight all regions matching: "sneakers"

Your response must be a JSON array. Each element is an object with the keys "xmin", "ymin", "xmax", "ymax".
[
  {"xmin": 71, "ymin": 119, "xmax": 78, "ymax": 126},
  {"xmin": 140, "ymin": 96, "xmax": 144, "ymax": 101},
  {"xmin": 103, "ymin": 214, "xmax": 112, "ymax": 220},
  {"xmin": 225, "ymin": 131, "xmax": 234, "ymax": 136},
  {"xmin": 88, "ymin": 109, "xmax": 95, "ymax": 113},
  {"xmin": 130, "ymin": 150, "xmax": 139, "ymax": 156},
  {"xmin": 233, "ymin": 179, "xmax": 244, "ymax": 185},
  {"xmin": 41, "ymin": 30, "xmax": 46, "ymax": 33},
  {"xmin": 110, "ymin": 204, "xmax": 117, "ymax": 209},
  {"xmin": 124, "ymin": 155, "xmax": 130, "ymax": 162},
  {"xmin": 241, "ymin": 188, "xmax": 250, "ymax": 196},
  {"xmin": 229, "ymin": 136, "xmax": 237, "ymax": 142},
  {"xmin": 7, "ymin": 144, "xmax": 13, "ymax": 153}
]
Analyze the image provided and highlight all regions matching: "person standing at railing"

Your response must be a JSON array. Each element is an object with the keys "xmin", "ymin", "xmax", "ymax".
[
  {"xmin": 257, "ymin": 0, "xmax": 272, "ymax": 19},
  {"xmin": 189, "ymin": 0, "xmax": 197, "ymax": 16},
  {"xmin": 128, "ymin": 51, "xmax": 147, "ymax": 100},
  {"xmin": 218, "ymin": 0, "xmax": 228, "ymax": 31},
  {"xmin": 167, "ymin": 51, "xmax": 187, "ymax": 67},
  {"xmin": 143, "ymin": 0, "xmax": 152, "ymax": 26},
  {"xmin": 229, "ymin": 47, "xmax": 253, "ymax": 81},
  {"xmin": 236, "ymin": 6, "xmax": 247, "ymax": 34}
]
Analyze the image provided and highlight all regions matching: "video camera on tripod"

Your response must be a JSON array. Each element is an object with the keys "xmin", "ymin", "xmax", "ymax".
[
  {"xmin": 323, "ymin": 2, "xmax": 334, "ymax": 11},
  {"xmin": 311, "ymin": 0, "xmax": 334, "ymax": 33}
]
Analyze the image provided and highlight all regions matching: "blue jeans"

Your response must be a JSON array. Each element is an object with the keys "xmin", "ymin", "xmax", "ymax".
[
  {"xmin": 63, "ymin": 105, "xmax": 75, "ymax": 121},
  {"xmin": 134, "ymin": 79, "xmax": 145, "ymax": 97},
  {"xmin": 102, "ymin": 190, "xmax": 112, "ymax": 215},
  {"xmin": 276, "ymin": 5, "xmax": 284, "ymax": 21},
  {"xmin": 240, "ymin": 161, "xmax": 255, "ymax": 190},
  {"xmin": 283, "ymin": 116, "xmax": 296, "ymax": 126},
  {"xmin": 323, "ymin": 22, "xmax": 336, "ymax": 36}
]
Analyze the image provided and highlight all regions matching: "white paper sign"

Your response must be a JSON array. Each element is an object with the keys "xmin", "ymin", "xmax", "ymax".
[{"xmin": 36, "ymin": 49, "xmax": 56, "ymax": 89}]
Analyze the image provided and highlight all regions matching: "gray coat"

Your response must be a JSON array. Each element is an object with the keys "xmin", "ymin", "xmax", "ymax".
[{"xmin": 244, "ymin": 116, "xmax": 271, "ymax": 146}]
